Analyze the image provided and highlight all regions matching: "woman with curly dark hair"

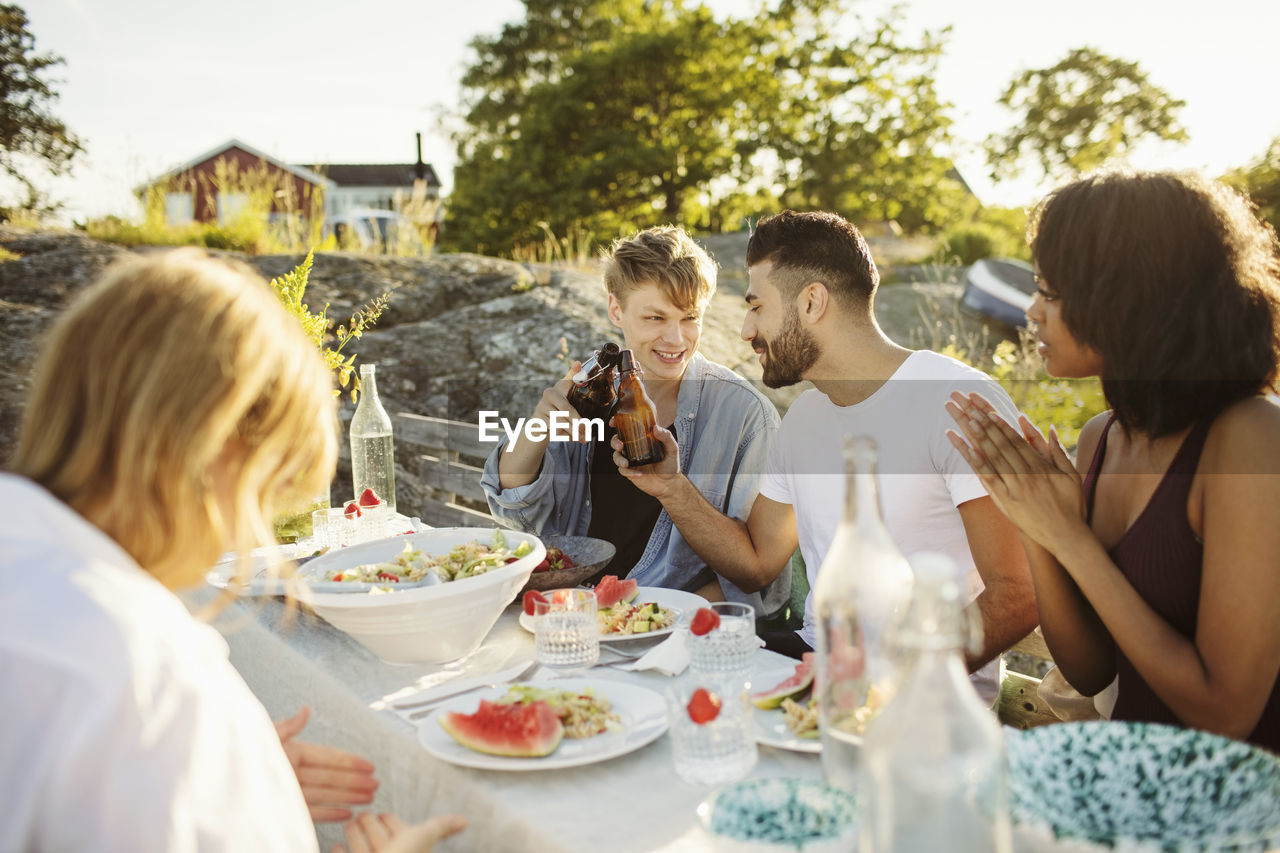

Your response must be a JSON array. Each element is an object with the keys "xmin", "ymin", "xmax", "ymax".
[{"xmin": 946, "ymin": 170, "xmax": 1280, "ymax": 750}]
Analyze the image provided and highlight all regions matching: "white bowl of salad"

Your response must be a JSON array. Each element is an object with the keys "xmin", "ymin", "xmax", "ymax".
[{"xmin": 297, "ymin": 527, "xmax": 544, "ymax": 664}]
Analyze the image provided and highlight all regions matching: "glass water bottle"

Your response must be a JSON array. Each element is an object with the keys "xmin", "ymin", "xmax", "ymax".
[
  {"xmin": 858, "ymin": 552, "xmax": 1012, "ymax": 853},
  {"xmin": 349, "ymin": 363, "xmax": 396, "ymax": 512},
  {"xmin": 813, "ymin": 435, "xmax": 913, "ymax": 793}
]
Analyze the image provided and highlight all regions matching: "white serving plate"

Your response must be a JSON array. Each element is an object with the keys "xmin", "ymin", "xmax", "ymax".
[
  {"xmin": 750, "ymin": 665, "xmax": 821, "ymax": 755},
  {"xmin": 517, "ymin": 586, "xmax": 709, "ymax": 644},
  {"xmin": 417, "ymin": 678, "xmax": 667, "ymax": 771}
]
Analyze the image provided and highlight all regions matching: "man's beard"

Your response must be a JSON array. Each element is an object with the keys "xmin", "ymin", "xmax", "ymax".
[{"xmin": 756, "ymin": 309, "xmax": 819, "ymax": 388}]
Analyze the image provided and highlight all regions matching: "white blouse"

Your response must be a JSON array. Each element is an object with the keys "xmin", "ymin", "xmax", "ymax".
[{"xmin": 0, "ymin": 474, "xmax": 318, "ymax": 852}]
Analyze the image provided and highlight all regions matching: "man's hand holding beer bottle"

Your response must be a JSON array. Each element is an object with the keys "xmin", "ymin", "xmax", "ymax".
[
  {"xmin": 497, "ymin": 343, "xmax": 626, "ymax": 491},
  {"xmin": 494, "ymin": 361, "xmax": 582, "ymax": 491}
]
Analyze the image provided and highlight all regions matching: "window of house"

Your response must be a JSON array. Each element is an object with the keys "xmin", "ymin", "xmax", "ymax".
[
  {"xmin": 165, "ymin": 192, "xmax": 194, "ymax": 225},
  {"xmin": 217, "ymin": 192, "xmax": 249, "ymax": 224}
]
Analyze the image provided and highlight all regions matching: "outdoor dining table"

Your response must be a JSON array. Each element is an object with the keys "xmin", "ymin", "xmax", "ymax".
[
  {"xmin": 208, "ymin": 593, "xmax": 823, "ymax": 853},
  {"xmin": 204, "ymin": 590, "xmax": 1170, "ymax": 853}
]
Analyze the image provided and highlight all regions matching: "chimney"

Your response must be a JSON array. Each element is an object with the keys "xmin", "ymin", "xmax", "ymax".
[{"xmin": 415, "ymin": 132, "xmax": 425, "ymax": 182}]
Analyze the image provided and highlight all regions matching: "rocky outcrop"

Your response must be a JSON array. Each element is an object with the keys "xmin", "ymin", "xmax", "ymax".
[{"xmin": 0, "ymin": 227, "xmax": 996, "ymax": 517}]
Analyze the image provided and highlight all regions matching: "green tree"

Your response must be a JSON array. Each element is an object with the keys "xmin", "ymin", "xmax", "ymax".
[
  {"xmin": 985, "ymin": 47, "xmax": 1187, "ymax": 182},
  {"xmin": 768, "ymin": 2, "xmax": 966, "ymax": 232},
  {"xmin": 444, "ymin": 0, "xmax": 966, "ymax": 254},
  {"xmin": 0, "ymin": 4, "xmax": 83, "ymax": 215},
  {"xmin": 446, "ymin": 0, "xmax": 778, "ymax": 253},
  {"xmin": 1223, "ymin": 137, "xmax": 1280, "ymax": 235}
]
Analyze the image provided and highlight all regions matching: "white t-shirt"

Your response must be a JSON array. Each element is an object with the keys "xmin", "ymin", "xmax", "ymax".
[
  {"xmin": 0, "ymin": 474, "xmax": 318, "ymax": 853},
  {"xmin": 760, "ymin": 350, "xmax": 1021, "ymax": 697}
]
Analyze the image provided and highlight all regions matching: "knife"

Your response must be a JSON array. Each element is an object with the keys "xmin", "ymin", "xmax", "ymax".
[{"xmin": 392, "ymin": 660, "xmax": 539, "ymax": 715}]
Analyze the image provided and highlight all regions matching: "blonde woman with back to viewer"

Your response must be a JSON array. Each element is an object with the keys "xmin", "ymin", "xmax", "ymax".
[{"xmin": 0, "ymin": 250, "xmax": 465, "ymax": 852}]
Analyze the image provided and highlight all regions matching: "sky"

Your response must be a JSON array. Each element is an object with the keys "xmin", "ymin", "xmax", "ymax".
[{"xmin": 18, "ymin": 0, "xmax": 1280, "ymax": 223}]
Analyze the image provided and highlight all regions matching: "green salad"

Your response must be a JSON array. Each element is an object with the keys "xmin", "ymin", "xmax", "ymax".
[{"xmin": 329, "ymin": 530, "xmax": 534, "ymax": 586}]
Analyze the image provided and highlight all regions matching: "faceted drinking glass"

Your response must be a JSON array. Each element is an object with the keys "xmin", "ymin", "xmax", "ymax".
[
  {"xmin": 533, "ymin": 588, "xmax": 600, "ymax": 673},
  {"xmin": 312, "ymin": 507, "xmax": 357, "ymax": 550},
  {"xmin": 686, "ymin": 602, "xmax": 758, "ymax": 681},
  {"xmin": 350, "ymin": 503, "xmax": 393, "ymax": 544},
  {"xmin": 666, "ymin": 675, "xmax": 758, "ymax": 786}
]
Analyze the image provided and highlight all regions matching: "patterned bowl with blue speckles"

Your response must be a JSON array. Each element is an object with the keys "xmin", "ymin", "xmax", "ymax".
[
  {"xmin": 697, "ymin": 778, "xmax": 858, "ymax": 852},
  {"xmin": 1007, "ymin": 721, "xmax": 1280, "ymax": 852}
]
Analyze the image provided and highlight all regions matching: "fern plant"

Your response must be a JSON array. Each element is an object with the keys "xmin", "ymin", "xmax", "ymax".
[{"xmin": 269, "ymin": 251, "xmax": 389, "ymax": 398}]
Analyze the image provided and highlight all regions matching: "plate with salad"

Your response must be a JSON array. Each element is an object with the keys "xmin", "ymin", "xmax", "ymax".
[
  {"xmin": 417, "ymin": 678, "xmax": 667, "ymax": 771},
  {"xmin": 751, "ymin": 665, "xmax": 821, "ymax": 754},
  {"xmin": 517, "ymin": 585, "xmax": 709, "ymax": 644},
  {"xmin": 205, "ymin": 515, "xmax": 426, "ymax": 596}
]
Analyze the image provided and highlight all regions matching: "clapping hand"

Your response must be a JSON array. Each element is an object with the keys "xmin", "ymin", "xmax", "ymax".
[
  {"xmin": 275, "ymin": 707, "xmax": 378, "ymax": 823},
  {"xmin": 944, "ymin": 391, "xmax": 1088, "ymax": 553}
]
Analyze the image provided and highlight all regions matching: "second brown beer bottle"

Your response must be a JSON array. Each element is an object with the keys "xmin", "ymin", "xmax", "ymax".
[{"xmin": 614, "ymin": 348, "xmax": 666, "ymax": 467}]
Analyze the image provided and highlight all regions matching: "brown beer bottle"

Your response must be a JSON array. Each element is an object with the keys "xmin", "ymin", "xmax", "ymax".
[
  {"xmin": 567, "ymin": 342, "xmax": 621, "ymax": 421},
  {"xmin": 614, "ymin": 348, "xmax": 666, "ymax": 467}
]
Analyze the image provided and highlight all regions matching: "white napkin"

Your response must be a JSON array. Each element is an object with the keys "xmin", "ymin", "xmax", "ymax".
[{"xmin": 616, "ymin": 632, "xmax": 689, "ymax": 677}]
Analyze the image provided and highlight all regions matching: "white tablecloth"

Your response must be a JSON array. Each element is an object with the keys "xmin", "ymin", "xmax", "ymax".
[{"xmin": 207, "ymin": 596, "xmax": 822, "ymax": 853}]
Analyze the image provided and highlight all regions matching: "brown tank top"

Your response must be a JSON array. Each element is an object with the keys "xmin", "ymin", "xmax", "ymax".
[{"xmin": 1082, "ymin": 414, "xmax": 1280, "ymax": 751}]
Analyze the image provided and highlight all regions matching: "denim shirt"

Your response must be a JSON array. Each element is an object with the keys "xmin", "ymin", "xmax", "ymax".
[{"xmin": 480, "ymin": 353, "xmax": 789, "ymax": 616}]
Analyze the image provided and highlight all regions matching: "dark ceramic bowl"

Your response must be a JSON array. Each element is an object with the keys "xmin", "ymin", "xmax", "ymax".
[{"xmin": 520, "ymin": 535, "xmax": 616, "ymax": 592}]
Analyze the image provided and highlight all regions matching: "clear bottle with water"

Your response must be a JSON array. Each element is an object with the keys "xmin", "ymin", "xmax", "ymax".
[
  {"xmin": 813, "ymin": 435, "xmax": 913, "ymax": 794},
  {"xmin": 858, "ymin": 552, "xmax": 1012, "ymax": 853},
  {"xmin": 349, "ymin": 363, "xmax": 396, "ymax": 512}
]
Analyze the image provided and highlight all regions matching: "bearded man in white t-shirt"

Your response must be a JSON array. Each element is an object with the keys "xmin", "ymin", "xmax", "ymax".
[{"xmin": 611, "ymin": 210, "xmax": 1037, "ymax": 700}]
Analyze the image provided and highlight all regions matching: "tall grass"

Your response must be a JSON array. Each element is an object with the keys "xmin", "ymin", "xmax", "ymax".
[
  {"xmin": 389, "ymin": 180, "xmax": 441, "ymax": 257},
  {"xmin": 508, "ymin": 221, "xmax": 597, "ymax": 267}
]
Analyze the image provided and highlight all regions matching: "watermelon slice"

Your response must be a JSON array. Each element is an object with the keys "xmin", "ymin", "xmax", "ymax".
[
  {"xmin": 438, "ymin": 699, "xmax": 564, "ymax": 758},
  {"xmin": 751, "ymin": 652, "xmax": 816, "ymax": 710},
  {"xmin": 593, "ymin": 574, "xmax": 639, "ymax": 609}
]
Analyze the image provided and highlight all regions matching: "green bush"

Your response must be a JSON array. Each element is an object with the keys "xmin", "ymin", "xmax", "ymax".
[
  {"xmin": 936, "ymin": 205, "xmax": 1030, "ymax": 266},
  {"xmin": 938, "ymin": 224, "xmax": 1000, "ymax": 265}
]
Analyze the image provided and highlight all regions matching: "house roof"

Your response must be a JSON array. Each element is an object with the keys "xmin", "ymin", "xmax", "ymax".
[
  {"xmin": 945, "ymin": 166, "xmax": 979, "ymax": 202},
  {"xmin": 302, "ymin": 163, "xmax": 441, "ymax": 188},
  {"xmin": 137, "ymin": 138, "xmax": 334, "ymax": 193}
]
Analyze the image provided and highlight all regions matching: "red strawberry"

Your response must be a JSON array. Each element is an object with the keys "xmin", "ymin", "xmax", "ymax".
[
  {"xmin": 532, "ymin": 558, "xmax": 550, "ymax": 573},
  {"xmin": 358, "ymin": 488, "xmax": 381, "ymax": 508},
  {"xmin": 690, "ymin": 607, "xmax": 720, "ymax": 636},
  {"xmin": 522, "ymin": 590, "xmax": 548, "ymax": 616},
  {"xmin": 343, "ymin": 501, "xmax": 362, "ymax": 519},
  {"xmin": 687, "ymin": 688, "xmax": 722, "ymax": 724}
]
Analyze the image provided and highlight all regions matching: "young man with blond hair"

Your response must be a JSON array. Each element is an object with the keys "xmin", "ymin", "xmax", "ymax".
[{"xmin": 481, "ymin": 225, "xmax": 790, "ymax": 615}]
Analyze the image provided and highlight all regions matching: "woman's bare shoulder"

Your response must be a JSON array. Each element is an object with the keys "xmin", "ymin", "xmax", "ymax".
[
  {"xmin": 1071, "ymin": 410, "xmax": 1115, "ymax": 474},
  {"xmin": 1208, "ymin": 397, "xmax": 1280, "ymax": 448},
  {"xmin": 1205, "ymin": 396, "xmax": 1280, "ymax": 469}
]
